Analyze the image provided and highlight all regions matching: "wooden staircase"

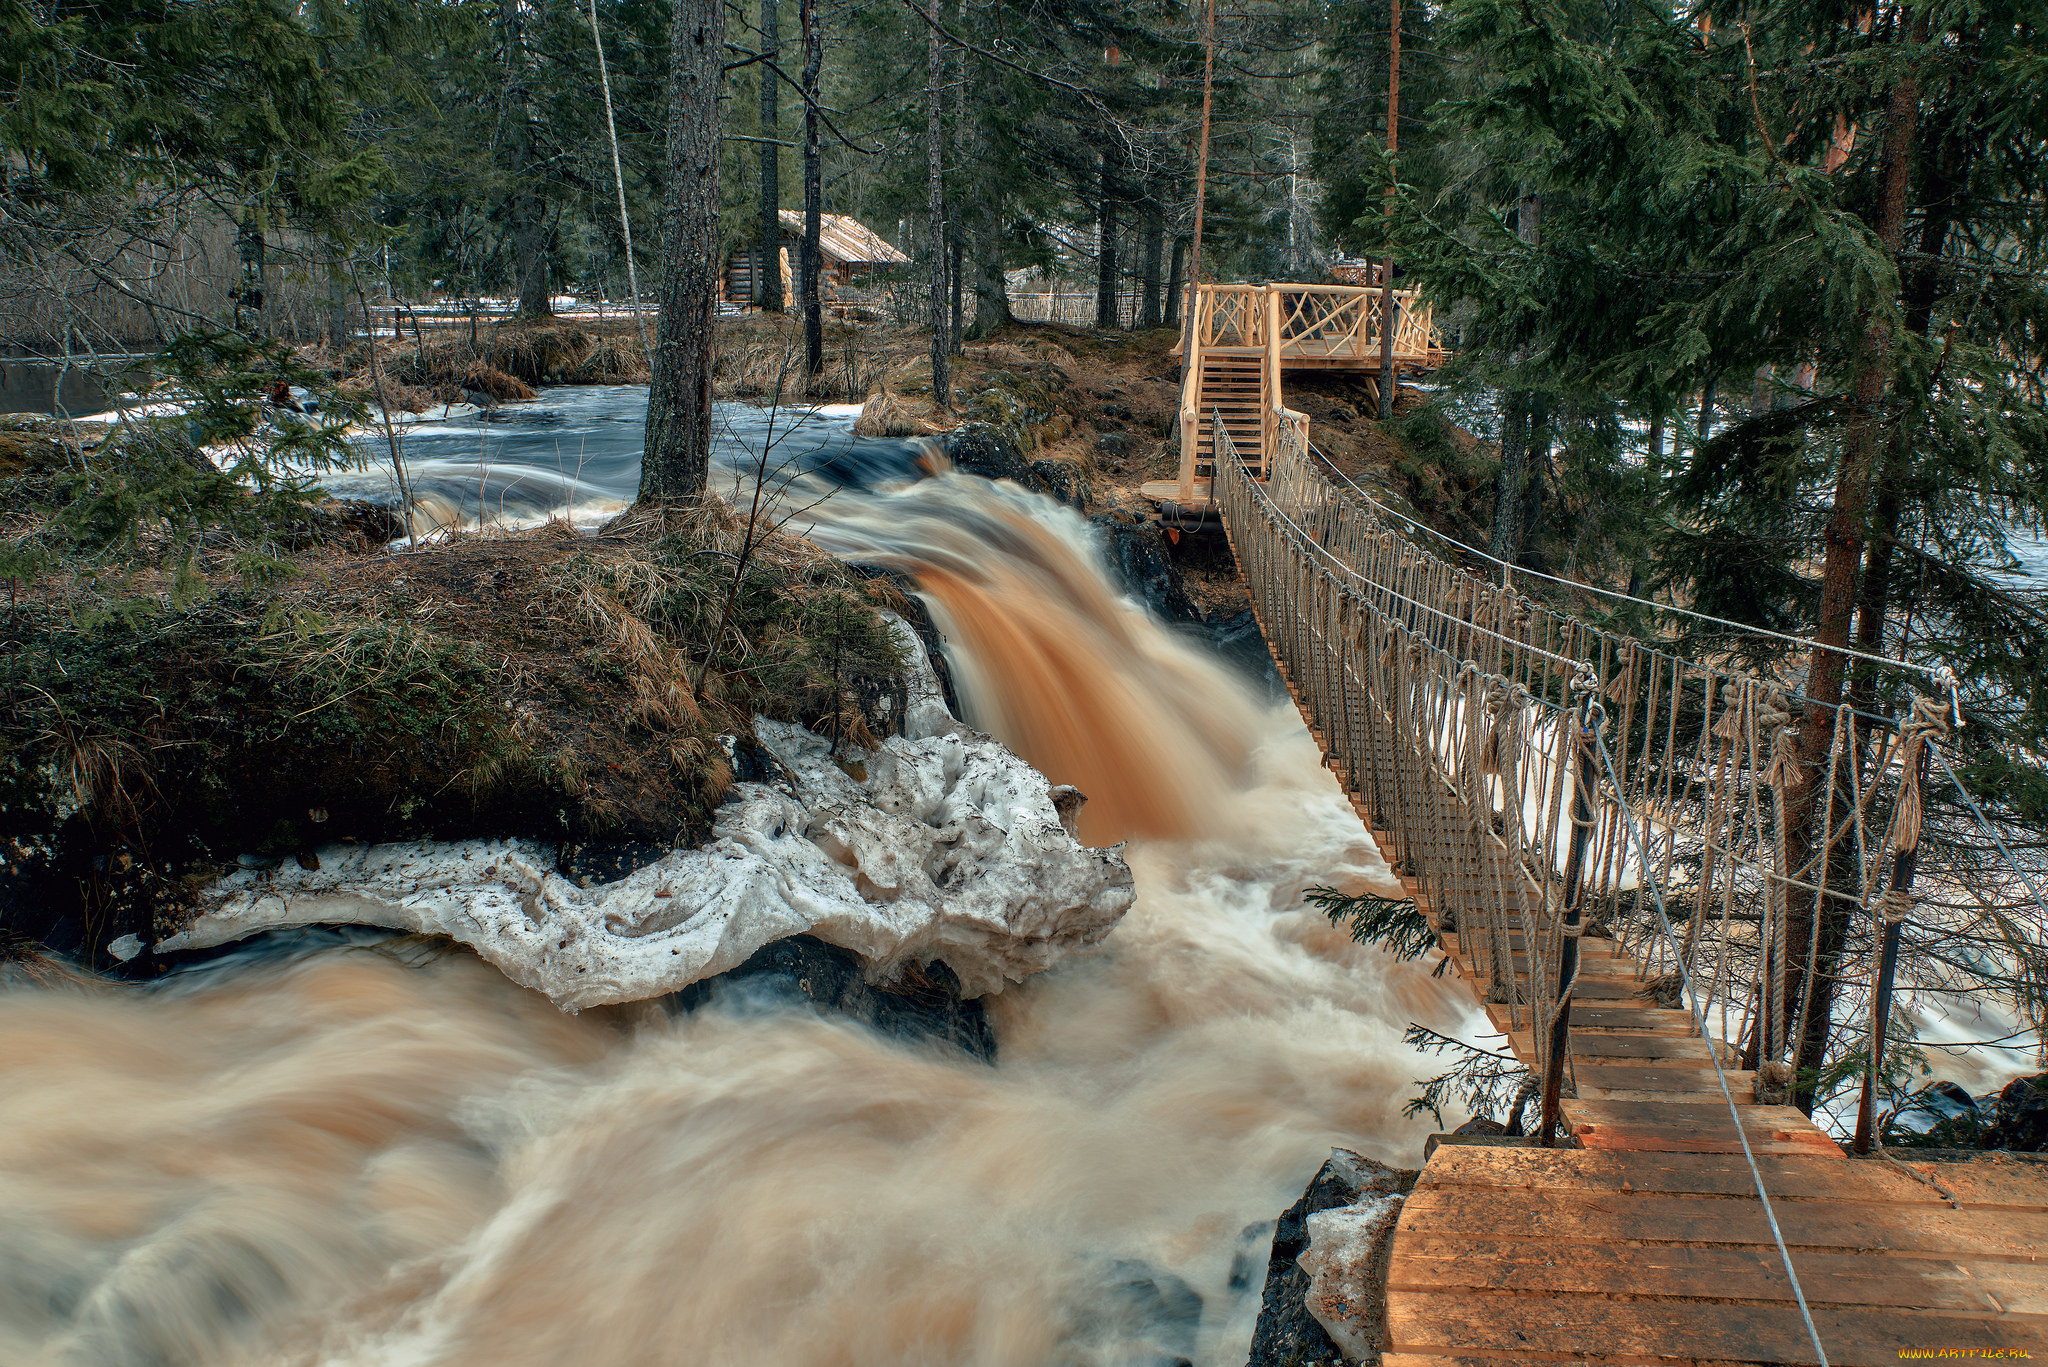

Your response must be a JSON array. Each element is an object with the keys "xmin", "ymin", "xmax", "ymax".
[
  {"xmin": 1147, "ymin": 282, "xmax": 1446, "ymax": 515},
  {"xmin": 1189, "ymin": 352, "xmax": 1266, "ymax": 486}
]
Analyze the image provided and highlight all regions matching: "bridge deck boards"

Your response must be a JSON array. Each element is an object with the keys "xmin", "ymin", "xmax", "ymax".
[
  {"xmin": 1235, "ymin": 582, "xmax": 2048, "ymax": 1365},
  {"xmin": 1383, "ymin": 1146, "xmax": 2048, "ymax": 1365}
]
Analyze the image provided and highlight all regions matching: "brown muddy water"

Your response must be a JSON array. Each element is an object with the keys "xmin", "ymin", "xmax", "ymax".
[{"xmin": 0, "ymin": 466, "xmax": 1479, "ymax": 1367}]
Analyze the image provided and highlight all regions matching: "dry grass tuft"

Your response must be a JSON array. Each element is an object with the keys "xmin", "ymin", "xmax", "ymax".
[
  {"xmin": 852, "ymin": 382, "xmax": 938, "ymax": 437},
  {"xmin": 454, "ymin": 363, "xmax": 537, "ymax": 403},
  {"xmin": 571, "ymin": 337, "xmax": 651, "ymax": 384}
]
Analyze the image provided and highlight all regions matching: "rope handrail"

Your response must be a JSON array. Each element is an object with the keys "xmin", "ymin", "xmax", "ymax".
[
  {"xmin": 1301, "ymin": 439, "xmax": 1964, "ymax": 710},
  {"xmin": 1212, "ymin": 410, "xmax": 2046, "ymax": 1162}
]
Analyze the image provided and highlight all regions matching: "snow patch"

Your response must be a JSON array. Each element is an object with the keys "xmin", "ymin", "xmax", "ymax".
[
  {"xmin": 1299, "ymin": 1195, "xmax": 1404, "ymax": 1363},
  {"xmin": 159, "ymin": 627, "xmax": 1133, "ymax": 1009}
]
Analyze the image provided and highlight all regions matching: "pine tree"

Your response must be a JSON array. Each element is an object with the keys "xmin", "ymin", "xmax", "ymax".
[{"xmin": 640, "ymin": 0, "xmax": 726, "ymax": 503}]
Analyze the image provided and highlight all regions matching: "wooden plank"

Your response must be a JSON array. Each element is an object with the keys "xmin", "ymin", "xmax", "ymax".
[
  {"xmin": 1562, "ymin": 1100, "xmax": 1835, "ymax": 1147},
  {"xmin": 1576, "ymin": 1084, "xmax": 1755, "ymax": 1104},
  {"xmin": 1877, "ymin": 1155, "xmax": 2048, "ymax": 1213},
  {"xmin": 1574, "ymin": 1064, "xmax": 1756, "ymax": 1096},
  {"xmin": 1388, "ymin": 1236, "xmax": 2048, "ymax": 1314},
  {"xmin": 1417, "ymin": 1147, "xmax": 1939, "ymax": 1204},
  {"xmin": 1504, "ymin": 1031, "xmax": 1722, "ymax": 1062},
  {"xmin": 1490, "ymin": 1004, "xmax": 1698, "ymax": 1037},
  {"xmin": 1570, "ymin": 1006, "xmax": 1697, "ymax": 1032},
  {"xmin": 1394, "ymin": 1186, "xmax": 2048, "ymax": 1259},
  {"xmin": 1388, "ymin": 1290, "xmax": 2048, "ymax": 1366}
]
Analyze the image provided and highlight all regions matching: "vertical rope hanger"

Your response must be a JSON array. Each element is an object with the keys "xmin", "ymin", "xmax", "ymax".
[{"xmin": 588, "ymin": 0, "xmax": 655, "ymax": 371}]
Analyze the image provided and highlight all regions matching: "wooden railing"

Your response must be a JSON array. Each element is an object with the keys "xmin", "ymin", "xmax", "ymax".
[
  {"xmin": 1182, "ymin": 282, "xmax": 1442, "ymax": 363},
  {"xmin": 1171, "ymin": 282, "xmax": 1447, "ymax": 503}
]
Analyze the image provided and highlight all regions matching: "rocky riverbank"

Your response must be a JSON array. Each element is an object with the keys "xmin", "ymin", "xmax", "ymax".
[{"xmin": 161, "ymin": 638, "xmax": 1135, "ymax": 1012}]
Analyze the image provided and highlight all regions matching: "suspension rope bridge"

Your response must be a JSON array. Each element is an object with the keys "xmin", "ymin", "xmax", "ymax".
[{"xmin": 1213, "ymin": 417, "xmax": 2048, "ymax": 1364}]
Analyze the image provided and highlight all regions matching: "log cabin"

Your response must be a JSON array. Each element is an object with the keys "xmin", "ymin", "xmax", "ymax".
[{"xmin": 723, "ymin": 212, "xmax": 911, "ymax": 310}]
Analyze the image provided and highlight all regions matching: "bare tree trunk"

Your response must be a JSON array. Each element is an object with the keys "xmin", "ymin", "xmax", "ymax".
[
  {"xmin": 800, "ymin": 0, "xmax": 823, "ymax": 375},
  {"xmin": 757, "ymin": 0, "xmax": 783, "ymax": 312},
  {"xmin": 1164, "ymin": 235, "xmax": 1186, "ymax": 326},
  {"xmin": 501, "ymin": 0, "xmax": 552, "ymax": 318},
  {"xmin": 1139, "ymin": 194, "xmax": 1164, "ymax": 327},
  {"xmin": 947, "ymin": 2, "xmax": 964, "ymax": 355},
  {"xmin": 1784, "ymin": 45, "xmax": 1922, "ymax": 1113},
  {"xmin": 1852, "ymin": 127, "xmax": 1965, "ymax": 707},
  {"xmin": 1375, "ymin": 0, "xmax": 1401, "ymax": 415},
  {"xmin": 949, "ymin": 240, "xmax": 965, "ymax": 352},
  {"xmin": 1094, "ymin": 149, "xmax": 1119, "ymax": 330},
  {"xmin": 925, "ymin": 0, "xmax": 948, "ymax": 407},
  {"xmin": 640, "ymin": 0, "xmax": 726, "ymax": 503},
  {"xmin": 1487, "ymin": 190, "xmax": 1541, "ymax": 577},
  {"xmin": 234, "ymin": 202, "xmax": 266, "ymax": 335},
  {"xmin": 326, "ymin": 247, "xmax": 349, "ymax": 350},
  {"xmin": 969, "ymin": 244, "xmax": 1013, "ymax": 337},
  {"xmin": 1488, "ymin": 392, "xmax": 1530, "ymax": 573}
]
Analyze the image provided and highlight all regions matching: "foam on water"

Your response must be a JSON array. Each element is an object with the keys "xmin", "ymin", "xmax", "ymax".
[{"xmin": 0, "ymin": 385, "xmax": 1485, "ymax": 1367}]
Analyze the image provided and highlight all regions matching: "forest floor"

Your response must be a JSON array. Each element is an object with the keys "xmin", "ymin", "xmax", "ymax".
[
  {"xmin": 1, "ymin": 406, "xmax": 916, "ymax": 969},
  {"xmin": 676, "ymin": 310, "xmax": 1496, "ymax": 619},
  {"xmin": 0, "ymin": 310, "xmax": 1494, "ymax": 970}
]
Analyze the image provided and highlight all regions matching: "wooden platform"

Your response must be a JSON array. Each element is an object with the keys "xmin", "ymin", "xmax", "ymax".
[
  {"xmin": 1385, "ymin": 1145, "xmax": 2048, "ymax": 1366},
  {"xmin": 1231, "ymin": 548, "xmax": 2048, "ymax": 1365},
  {"xmin": 1137, "ymin": 476, "xmax": 1215, "ymax": 516}
]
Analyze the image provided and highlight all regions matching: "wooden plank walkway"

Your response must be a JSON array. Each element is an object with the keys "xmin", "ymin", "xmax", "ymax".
[{"xmin": 1244, "ymin": 597, "xmax": 2048, "ymax": 1364}]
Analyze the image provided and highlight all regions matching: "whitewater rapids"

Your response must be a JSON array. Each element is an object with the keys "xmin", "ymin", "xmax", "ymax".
[{"xmin": 0, "ymin": 393, "xmax": 1482, "ymax": 1367}]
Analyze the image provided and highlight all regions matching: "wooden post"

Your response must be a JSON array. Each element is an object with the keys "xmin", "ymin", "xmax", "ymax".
[
  {"xmin": 1177, "ymin": 286, "xmax": 1206, "ymax": 503},
  {"xmin": 1263, "ymin": 285, "xmax": 1282, "ymax": 476},
  {"xmin": 1539, "ymin": 711, "xmax": 1597, "ymax": 1146},
  {"xmin": 1854, "ymin": 741, "xmax": 1928, "ymax": 1154},
  {"xmin": 1176, "ymin": 0, "xmax": 1217, "ymax": 406}
]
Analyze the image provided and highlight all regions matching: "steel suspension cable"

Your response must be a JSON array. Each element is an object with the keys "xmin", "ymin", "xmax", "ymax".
[
  {"xmin": 1303, "ymin": 439, "xmax": 1963, "ymax": 704},
  {"xmin": 588, "ymin": 0, "xmax": 654, "ymax": 370}
]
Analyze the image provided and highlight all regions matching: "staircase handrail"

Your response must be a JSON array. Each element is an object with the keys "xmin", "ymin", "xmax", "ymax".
[{"xmin": 1176, "ymin": 288, "xmax": 1211, "ymax": 502}]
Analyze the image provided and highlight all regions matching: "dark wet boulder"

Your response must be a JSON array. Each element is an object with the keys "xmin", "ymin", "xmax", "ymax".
[
  {"xmin": 1030, "ymin": 458, "xmax": 1088, "ymax": 509},
  {"xmin": 664, "ymin": 933, "xmax": 996, "ymax": 1062},
  {"xmin": 842, "ymin": 569, "xmax": 964, "ymax": 719},
  {"xmin": 944, "ymin": 423, "xmax": 1039, "ymax": 488},
  {"xmin": 1452, "ymin": 1114, "xmax": 1508, "ymax": 1137},
  {"xmin": 1208, "ymin": 609, "xmax": 1284, "ymax": 697},
  {"xmin": 1988, "ymin": 1074, "xmax": 2048, "ymax": 1152},
  {"xmin": 1888, "ymin": 1079, "xmax": 1983, "ymax": 1146},
  {"xmin": 1246, "ymin": 1148, "xmax": 1414, "ymax": 1367},
  {"xmin": 556, "ymin": 840, "xmax": 672, "ymax": 887},
  {"xmin": 1092, "ymin": 517, "xmax": 1203, "ymax": 627},
  {"xmin": 1094, "ymin": 1259, "xmax": 1203, "ymax": 1365}
]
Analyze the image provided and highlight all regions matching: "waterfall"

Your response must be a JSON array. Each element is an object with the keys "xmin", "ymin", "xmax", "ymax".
[{"xmin": 0, "ymin": 395, "xmax": 1480, "ymax": 1367}]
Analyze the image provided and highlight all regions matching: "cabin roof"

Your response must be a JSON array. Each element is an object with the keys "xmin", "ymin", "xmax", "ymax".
[{"xmin": 775, "ymin": 211, "xmax": 910, "ymax": 265}]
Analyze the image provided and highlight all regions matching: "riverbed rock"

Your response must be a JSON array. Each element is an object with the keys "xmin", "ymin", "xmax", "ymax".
[
  {"xmin": 1093, "ymin": 516, "xmax": 1203, "ymax": 627},
  {"xmin": 1245, "ymin": 1148, "xmax": 1415, "ymax": 1367},
  {"xmin": 158, "ymin": 706, "xmax": 1134, "ymax": 1011},
  {"xmin": 945, "ymin": 423, "xmax": 1040, "ymax": 488},
  {"xmin": 669, "ymin": 932, "xmax": 996, "ymax": 1060},
  {"xmin": 1988, "ymin": 1073, "xmax": 2048, "ymax": 1152}
]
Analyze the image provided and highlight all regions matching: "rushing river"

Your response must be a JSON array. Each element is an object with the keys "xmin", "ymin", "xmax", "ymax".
[
  {"xmin": 321, "ymin": 387, "xmax": 934, "ymax": 533},
  {"xmin": 2, "ymin": 388, "xmax": 1481, "ymax": 1367}
]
